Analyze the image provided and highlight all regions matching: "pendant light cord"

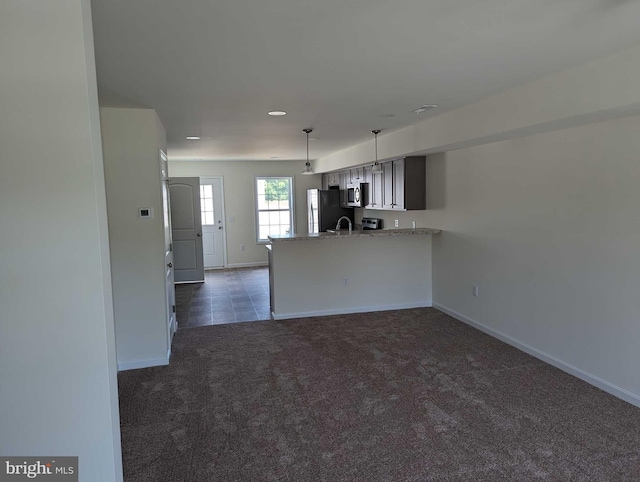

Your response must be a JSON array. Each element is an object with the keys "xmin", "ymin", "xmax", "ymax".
[
  {"xmin": 372, "ymin": 129, "xmax": 381, "ymax": 172},
  {"xmin": 303, "ymin": 128, "xmax": 313, "ymax": 165},
  {"xmin": 302, "ymin": 128, "xmax": 313, "ymax": 174},
  {"xmin": 374, "ymin": 131, "xmax": 378, "ymax": 162}
]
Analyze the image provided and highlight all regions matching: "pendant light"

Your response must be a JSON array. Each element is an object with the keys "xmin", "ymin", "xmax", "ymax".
[
  {"xmin": 301, "ymin": 128, "xmax": 314, "ymax": 175},
  {"xmin": 371, "ymin": 129, "xmax": 383, "ymax": 174}
]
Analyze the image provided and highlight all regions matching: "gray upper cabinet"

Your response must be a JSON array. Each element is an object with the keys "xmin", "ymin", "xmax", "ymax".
[
  {"xmin": 349, "ymin": 167, "xmax": 364, "ymax": 183},
  {"xmin": 339, "ymin": 170, "xmax": 349, "ymax": 206},
  {"xmin": 323, "ymin": 172, "xmax": 340, "ymax": 189},
  {"xmin": 364, "ymin": 165, "xmax": 383, "ymax": 208},
  {"xmin": 382, "ymin": 161, "xmax": 396, "ymax": 209},
  {"xmin": 322, "ymin": 170, "xmax": 356, "ymax": 206},
  {"xmin": 323, "ymin": 156, "xmax": 425, "ymax": 211},
  {"xmin": 380, "ymin": 156, "xmax": 426, "ymax": 211}
]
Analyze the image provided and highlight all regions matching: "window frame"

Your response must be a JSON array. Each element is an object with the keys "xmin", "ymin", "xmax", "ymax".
[{"xmin": 254, "ymin": 176, "xmax": 295, "ymax": 244}]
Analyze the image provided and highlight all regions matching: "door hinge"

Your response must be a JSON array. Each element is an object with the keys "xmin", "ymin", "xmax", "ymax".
[{"xmin": 172, "ymin": 305, "xmax": 176, "ymax": 313}]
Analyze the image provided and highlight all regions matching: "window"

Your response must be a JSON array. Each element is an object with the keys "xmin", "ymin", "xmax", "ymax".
[
  {"xmin": 200, "ymin": 184, "xmax": 215, "ymax": 226},
  {"xmin": 255, "ymin": 177, "xmax": 294, "ymax": 242}
]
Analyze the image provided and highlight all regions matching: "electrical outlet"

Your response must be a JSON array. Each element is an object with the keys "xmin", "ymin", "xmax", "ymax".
[
  {"xmin": 240, "ymin": 244, "xmax": 245, "ymax": 251},
  {"xmin": 394, "ymin": 219, "xmax": 399, "ymax": 228},
  {"xmin": 343, "ymin": 278, "xmax": 349, "ymax": 286},
  {"xmin": 473, "ymin": 285, "xmax": 479, "ymax": 297}
]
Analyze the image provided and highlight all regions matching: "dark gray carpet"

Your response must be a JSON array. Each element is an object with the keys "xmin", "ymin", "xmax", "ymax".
[{"xmin": 118, "ymin": 308, "xmax": 640, "ymax": 481}]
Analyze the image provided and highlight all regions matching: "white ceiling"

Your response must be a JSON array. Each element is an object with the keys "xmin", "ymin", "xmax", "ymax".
[{"xmin": 91, "ymin": 0, "xmax": 640, "ymax": 162}]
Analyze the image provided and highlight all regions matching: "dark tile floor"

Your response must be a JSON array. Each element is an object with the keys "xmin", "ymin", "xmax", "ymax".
[{"xmin": 175, "ymin": 267, "xmax": 271, "ymax": 328}]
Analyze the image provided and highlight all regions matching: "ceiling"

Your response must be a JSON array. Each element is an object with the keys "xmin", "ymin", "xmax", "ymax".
[{"xmin": 91, "ymin": 0, "xmax": 640, "ymax": 162}]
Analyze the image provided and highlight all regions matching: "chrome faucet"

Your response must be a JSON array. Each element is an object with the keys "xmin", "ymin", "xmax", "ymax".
[{"xmin": 335, "ymin": 216, "xmax": 352, "ymax": 233}]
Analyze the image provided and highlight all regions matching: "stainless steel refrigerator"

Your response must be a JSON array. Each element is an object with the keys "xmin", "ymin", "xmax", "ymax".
[{"xmin": 307, "ymin": 189, "xmax": 354, "ymax": 234}]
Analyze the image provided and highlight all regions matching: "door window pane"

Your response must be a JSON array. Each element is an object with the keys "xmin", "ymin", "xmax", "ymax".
[{"xmin": 200, "ymin": 183, "xmax": 215, "ymax": 226}]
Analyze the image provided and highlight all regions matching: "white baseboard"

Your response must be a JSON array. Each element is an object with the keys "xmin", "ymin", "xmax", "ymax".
[
  {"xmin": 272, "ymin": 301, "xmax": 432, "ymax": 321},
  {"xmin": 117, "ymin": 355, "xmax": 169, "ymax": 372},
  {"xmin": 226, "ymin": 262, "xmax": 268, "ymax": 269},
  {"xmin": 433, "ymin": 302, "xmax": 640, "ymax": 409}
]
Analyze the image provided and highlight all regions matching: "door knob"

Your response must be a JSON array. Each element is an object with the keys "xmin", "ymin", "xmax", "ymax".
[
  {"xmin": 167, "ymin": 262, "xmax": 172, "ymax": 268},
  {"xmin": 197, "ymin": 233, "xmax": 202, "ymax": 237},
  {"xmin": 218, "ymin": 226, "xmax": 223, "ymax": 230}
]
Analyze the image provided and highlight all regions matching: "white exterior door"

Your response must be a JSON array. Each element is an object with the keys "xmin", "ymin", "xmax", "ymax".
[
  {"xmin": 169, "ymin": 177, "xmax": 205, "ymax": 283},
  {"xmin": 159, "ymin": 150, "xmax": 176, "ymax": 341},
  {"xmin": 200, "ymin": 177, "xmax": 226, "ymax": 268}
]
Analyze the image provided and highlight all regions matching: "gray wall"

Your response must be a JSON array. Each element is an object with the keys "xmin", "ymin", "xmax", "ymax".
[
  {"xmin": 101, "ymin": 107, "xmax": 171, "ymax": 370},
  {"xmin": 271, "ymin": 235, "xmax": 432, "ymax": 319},
  {"xmin": 0, "ymin": 1, "xmax": 122, "ymax": 479},
  {"xmin": 429, "ymin": 114, "xmax": 640, "ymax": 404}
]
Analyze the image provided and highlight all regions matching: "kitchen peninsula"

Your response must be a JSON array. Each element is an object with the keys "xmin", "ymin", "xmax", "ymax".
[{"xmin": 267, "ymin": 227, "xmax": 441, "ymax": 320}]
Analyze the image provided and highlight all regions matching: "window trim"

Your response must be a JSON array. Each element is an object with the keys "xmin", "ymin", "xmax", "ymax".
[{"xmin": 254, "ymin": 176, "xmax": 295, "ymax": 244}]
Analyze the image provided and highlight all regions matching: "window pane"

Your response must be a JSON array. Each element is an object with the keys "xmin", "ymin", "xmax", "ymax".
[
  {"xmin": 204, "ymin": 198, "xmax": 213, "ymax": 212},
  {"xmin": 255, "ymin": 177, "xmax": 293, "ymax": 241},
  {"xmin": 203, "ymin": 184, "xmax": 213, "ymax": 199}
]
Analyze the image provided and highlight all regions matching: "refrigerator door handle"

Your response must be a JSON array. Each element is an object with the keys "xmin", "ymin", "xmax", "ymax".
[{"xmin": 309, "ymin": 202, "xmax": 315, "ymax": 233}]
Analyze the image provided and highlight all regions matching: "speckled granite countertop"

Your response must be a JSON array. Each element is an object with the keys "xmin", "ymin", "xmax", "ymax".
[{"xmin": 268, "ymin": 227, "xmax": 441, "ymax": 242}]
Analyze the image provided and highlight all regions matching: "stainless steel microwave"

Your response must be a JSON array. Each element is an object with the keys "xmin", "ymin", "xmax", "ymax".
[{"xmin": 346, "ymin": 182, "xmax": 367, "ymax": 207}]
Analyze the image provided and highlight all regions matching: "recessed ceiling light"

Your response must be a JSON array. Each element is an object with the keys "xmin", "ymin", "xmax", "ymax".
[
  {"xmin": 186, "ymin": 136, "xmax": 200, "ymax": 140},
  {"xmin": 268, "ymin": 111, "xmax": 287, "ymax": 116},
  {"xmin": 270, "ymin": 156, "xmax": 281, "ymax": 159},
  {"xmin": 413, "ymin": 104, "xmax": 438, "ymax": 114}
]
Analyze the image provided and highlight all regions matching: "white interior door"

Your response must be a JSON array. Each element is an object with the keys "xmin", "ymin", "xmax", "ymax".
[
  {"xmin": 200, "ymin": 177, "xmax": 226, "ymax": 268},
  {"xmin": 160, "ymin": 150, "xmax": 176, "ymax": 341},
  {"xmin": 169, "ymin": 177, "xmax": 205, "ymax": 283}
]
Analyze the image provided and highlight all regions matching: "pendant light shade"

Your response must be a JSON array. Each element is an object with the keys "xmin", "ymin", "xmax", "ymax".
[
  {"xmin": 301, "ymin": 128, "xmax": 314, "ymax": 175},
  {"xmin": 371, "ymin": 129, "xmax": 383, "ymax": 174}
]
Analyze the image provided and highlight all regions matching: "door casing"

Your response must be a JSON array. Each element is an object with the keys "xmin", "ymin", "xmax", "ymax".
[{"xmin": 159, "ymin": 150, "xmax": 176, "ymax": 344}]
